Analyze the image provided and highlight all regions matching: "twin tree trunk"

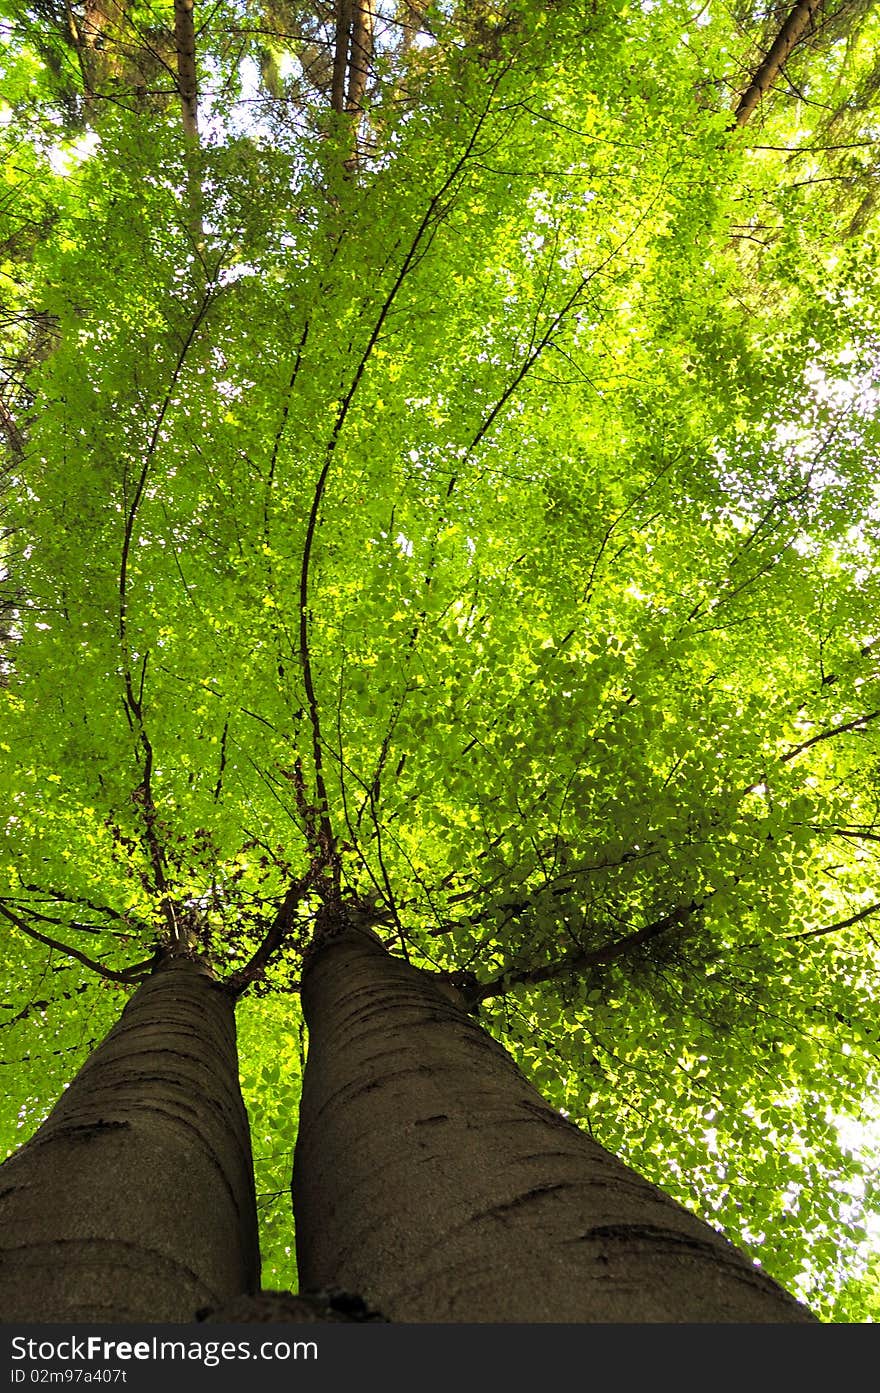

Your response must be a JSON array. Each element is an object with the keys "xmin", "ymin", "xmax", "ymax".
[
  {"xmin": 0, "ymin": 955, "xmax": 258, "ymax": 1321},
  {"xmin": 0, "ymin": 928, "xmax": 814, "ymax": 1321}
]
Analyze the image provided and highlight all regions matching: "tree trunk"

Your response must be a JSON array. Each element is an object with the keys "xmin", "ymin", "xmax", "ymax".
[
  {"xmin": 292, "ymin": 926, "xmax": 816, "ymax": 1322},
  {"xmin": 331, "ymin": 0, "xmax": 353, "ymax": 114},
  {"xmin": 733, "ymin": 0, "xmax": 824, "ymax": 127},
  {"xmin": 172, "ymin": 0, "xmax": 204, "ymax": 261},
  {"xmin": 173, "ymin": 0, "xmax": 199, "ymax": 145},
  {"xmin": 346, "ymin": 0, "xmax": 373, "ymax": 113},
  {"xmin": 0, "ymin": 954, "xmax": 259, "ymax": 1321},
  {"xmin": 81, "ymin": 0, "xmax": 117, "ymax": 96}
]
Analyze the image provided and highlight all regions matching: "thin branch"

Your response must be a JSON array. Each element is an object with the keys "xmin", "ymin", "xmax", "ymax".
[
  {"xmin": 0, "ymin": 903, "xmax": 153, "ymax": 983},
  {"xmin": 213, "ymin": 719, "xmax": 229, "ymax": 802},
  {"xmin": 780, "ymin": 709, "xmax": 880, "ymax": 763},
  {"xmin": 0, "ymin": 982, "xmax": 90, "ymax": 1031},
  {"xmin": 784, "ymin": 900, "xmax": 880, "ymax": 942},
  {"xmin": 264, "ymin": 319, "xmax": 311, "ymax": 536},
  {"xmin": 118, "ymin": 294, "xmax": 213, "ymax": 677},
  {"xmin": 117, "ymin": 293, "xmax": 213, "ymax": 937},
  {"xmin": 297, "ymin": 79, "xmax": 508, "ymax": 886}
]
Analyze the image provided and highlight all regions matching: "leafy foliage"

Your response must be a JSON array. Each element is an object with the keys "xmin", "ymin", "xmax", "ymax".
[{"xmin": 1, "ymin": 0, "xmax": 880, "ymax": 1318}]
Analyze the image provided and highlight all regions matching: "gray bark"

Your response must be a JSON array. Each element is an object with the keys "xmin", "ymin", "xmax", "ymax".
[
  {"xmin": 0, "ymin": 954, "xmax": 259, "ymax": 1321},
  {"xmin": 293, "ymin": 926, "xmax": 816, "ymax": 1322}
]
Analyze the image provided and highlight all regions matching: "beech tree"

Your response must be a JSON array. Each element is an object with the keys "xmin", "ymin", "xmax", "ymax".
[{"xmin": 1, "ymin": 0, "xmax": 880, "ymax": 1321}]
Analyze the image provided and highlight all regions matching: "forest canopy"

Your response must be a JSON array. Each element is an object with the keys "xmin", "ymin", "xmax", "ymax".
[{"xmin": 1, "ymin": 0, "xmax": 880, "ymax": 1320}]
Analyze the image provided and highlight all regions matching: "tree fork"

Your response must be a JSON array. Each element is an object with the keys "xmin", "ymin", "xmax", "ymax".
[
  {"xmin": 292, "ymin": 927, "xmax": 816, "ymax": 1322},
  {"xmin": 0, "ymin": 954, "xmax": 259, "ymax": 1321}
]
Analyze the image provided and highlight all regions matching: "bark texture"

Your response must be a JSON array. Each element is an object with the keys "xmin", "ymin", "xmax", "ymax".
[
  {"xmin": 0, "ymin": 954, "xmax": 259, "ymax": 1321},
  {"xmin": 293, "ymin": 927, "xmax": 816, "ymax": 1323}
]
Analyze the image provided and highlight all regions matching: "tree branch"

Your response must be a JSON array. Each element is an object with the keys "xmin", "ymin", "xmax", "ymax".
[
  {"xmin": 784, "ymin": 900, "xmax": 880, "ymax": 942},
  {"xmin": 226, "ymin": 876, "xmax": 312, "ymax": 996},
  {"xmin": 780, "ymin": 709, "xmax": 880, "ymax": 763},
  {"xmin": 118, "ymin": 295, "xmax": 213, "ymax": 938},
  {"xmin": 297, "ymin": 83, "xmax": 509, "ymax": 891},
  {"xmin": 0, "ymin": 903, "xmax": 153, "ymax": 983},
  {"xmin": 471, "ymin": 903, "xmax": 699, "ymax": 1006},
  {"xmin": 733, "ymin": 0, "xmax": 825, "ymax": 127}
]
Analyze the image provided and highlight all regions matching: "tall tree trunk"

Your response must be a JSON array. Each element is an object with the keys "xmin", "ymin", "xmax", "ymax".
[
  {"xmin": 74, "ymin": 0, "xmax": 119, "ymax": 114},
  {"xmin": 173, "ymin": 0, "xmax": 204, "ymax": 261},
  {"xmin": 331, "ymin": 0, "xmax": 353, "ymax": 114},
  {"xmin": 346, "ymin": 0, "xmax": 373, "ymax": 113},
  {"xmin": 293, "ymin": 926, "xmax": 816, "ymax": 1322},
  {"xmin": 173, "ymin": 0, "xmax": 199, "ymax": 145},
  {"xmin": 0, "ymin": 954, "xmax": 259, "ymax": 1321}
]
